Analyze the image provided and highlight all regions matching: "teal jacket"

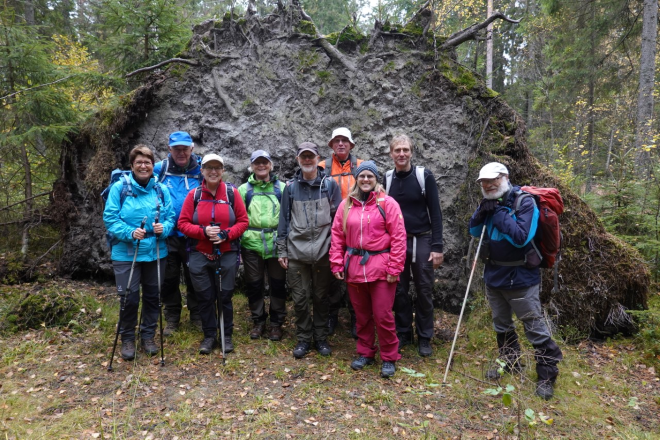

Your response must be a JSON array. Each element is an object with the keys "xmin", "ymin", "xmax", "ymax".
[
  {"xmin": 237, "ymin": 174, "xmax": 285, "ymax": 259},
  {"xmin": 103, "ymin": 173, "xmax": 175, "ymax": 262}
]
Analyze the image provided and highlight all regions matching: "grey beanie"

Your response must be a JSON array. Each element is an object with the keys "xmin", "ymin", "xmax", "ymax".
[{"xmin": 354, "ymin": 160, "xmax": 380, "ymax": 180}]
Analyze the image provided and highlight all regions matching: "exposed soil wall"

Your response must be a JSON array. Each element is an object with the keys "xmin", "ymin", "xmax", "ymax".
[{"xmin": 54, "ymin": 3, "xmax": 648, "ymax": 337}]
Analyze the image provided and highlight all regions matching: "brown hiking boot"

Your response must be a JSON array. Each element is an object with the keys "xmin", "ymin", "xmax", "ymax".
[
  {"xmin": 120, "ymin": 340, "xmax": 135, "ymax": 361},
  {"xmin": 141, "ymin": 338, "xmax": 159, "ymax": 356},
  {"xmin": 162, "ymin": 321, "xmax": 178, "ymax": 337},
  {"xmin": 268, "ymin": 326, "xmax": 283, "ymax": 341},
  {"xmin": 249, "ymin": 322, "xmax": 266, "ymax": 339}
]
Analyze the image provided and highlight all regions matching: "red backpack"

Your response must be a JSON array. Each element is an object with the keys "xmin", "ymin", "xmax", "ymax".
[{"xmin": 513, "ymin": 186, "xmax": 564, "ymax": 269}]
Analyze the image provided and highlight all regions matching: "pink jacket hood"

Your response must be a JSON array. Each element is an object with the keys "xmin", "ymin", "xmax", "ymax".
[{"xmin": 330, "ymin": 191, "xmax": 407, "ymax": 283}]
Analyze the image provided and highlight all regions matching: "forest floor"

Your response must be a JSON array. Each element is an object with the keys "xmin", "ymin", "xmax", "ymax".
[{"xmin": 0, "ymin": 279, "xmax": 659, "ymax": 439}]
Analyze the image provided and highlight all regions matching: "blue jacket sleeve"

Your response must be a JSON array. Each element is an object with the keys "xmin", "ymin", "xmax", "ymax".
[
  {"xmin": 103, "ymin": 181, "xmax": 135, "ymax": 243},
  {"xmin": 490, "ymin": 197, "xmax": 538, "ymax": 247},
  {"xmin": 469, "ymin": 208, "xmax": 485, "ymax": 237}
]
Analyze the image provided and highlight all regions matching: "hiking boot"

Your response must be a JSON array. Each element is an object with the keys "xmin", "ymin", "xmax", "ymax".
[
  {"xmin": 162, "ymin": 321, "xmax": 178, "ymax": 337},
  {"xmin": 418, "ymin": 338, "xmax": 432, "ymax": 357},
  {"xmin": 199, "ymin": 337, "xmax": 216, "ymax": 355},
  {"xmin": 141, "ymin": 338, "xmax": 159, "ymax": 356},
  {"xmin": 223, "ymin": 337, "xmax": 234, "ymax": 354},
  {"xmin": 381, "ymin": 361, "xmax": 396, "ymax": 378},
  {"xmin": 327, "ymin": 314, "xmax": 338, "ymax": 336},
  {"xmin": 536, "ymin": 380, "xmax": 555, "ymax": 400},
  {"xmin": 398, "ymin": 333, "xmax": 413, "ymax": 352},
  {"xmin": 120, "ymin": 340, "xmax": 135, "ymax": 361},
  {"xmin": 249, "ymin": 322, "xmax": 266, "ymax": 339},
  {"xmin": 315, "ymin": 340, "xmax": 332, "ymax": 356},
  {"xmin": 350, "ymin": 356, "xmax": 375, "ymax": 370},
  {"xmin": 268, "ymin": 326, "xmax": 283, "ymax": 341},
  {"xmin": 293, "ymin": 341, "xmax": 311, "ymax": 359}
]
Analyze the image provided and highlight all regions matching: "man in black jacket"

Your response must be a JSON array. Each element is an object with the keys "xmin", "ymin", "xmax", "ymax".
[{"xmin": 384, "ymin": 134, "xmax": 444, "ymax": 357}]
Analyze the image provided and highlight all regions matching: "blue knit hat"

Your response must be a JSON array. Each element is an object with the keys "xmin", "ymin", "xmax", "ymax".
[{"xmin": 354, "ymin": 161, "xmax": 380, "ymax": 180}]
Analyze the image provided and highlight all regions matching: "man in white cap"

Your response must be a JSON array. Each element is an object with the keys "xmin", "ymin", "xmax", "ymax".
[
  {"xmin": 153, "ymin": 131, "xmax": 202, "ymax": 335},
  {"xmin": 469, "ymin": 162, "xmax": 563, "ymax": 400},
  {"xmin": 319, "ymin": 127, "xmax": 364, "ymax": 337}
]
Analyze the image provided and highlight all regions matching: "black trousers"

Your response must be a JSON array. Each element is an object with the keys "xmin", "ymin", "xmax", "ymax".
[
  {"xmin": 393, "ymin": 234, "xmax": 435, "ymax": 340},
  {"xmin": 161, "ymin": 236, "xmax": 198, "ymax": 322},
  {"xmin": 113, "ymin": 259, "xmax": 165, "ymax": 341}
]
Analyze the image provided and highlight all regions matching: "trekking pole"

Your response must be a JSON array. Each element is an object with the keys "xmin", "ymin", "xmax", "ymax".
[
  {"xmin": 211, "ymin": 223, "xmax": 226, "ymax": 365},
  {"xmin": 108, "ymin": 216, "xmax": 147, "ymax": 372},
  {"xmin": 443, "ymin": 224, "xmax": 486, "ymax": 384},
  {"xmin": 155, "ymin": 205, "xmax": 165, "ymax": 367}
]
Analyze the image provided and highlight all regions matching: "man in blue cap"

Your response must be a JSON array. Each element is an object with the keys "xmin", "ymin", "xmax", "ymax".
[{"xmin": 154, "ymin": 131, "xmax": 203, "ymax": 335}]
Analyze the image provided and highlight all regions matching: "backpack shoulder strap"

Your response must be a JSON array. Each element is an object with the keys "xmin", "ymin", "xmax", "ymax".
[
  {"xmin": 384, "ymin": 170, "xmax": 394, "ymax": 195},
  {"xmin": 350, "ymin": 155, "xmax": 358, "ymax": 172},
  {"xmin": 273, "ymin": 178, "xmax": 282, "ymax": 202},
  {"xmin": 376, "ymin": 195, "xmax": 386, "ymax": 221},
  {"xmin": 415, "ymin": 166, "xmax": 426, "ymax": 196},
  {"xmin": 118, "ymin": 172, "xmax": 133, "ymax": 206},
  {"xmin": 244, "ymin": 181, "xmax": 255, "ymax": 210}
]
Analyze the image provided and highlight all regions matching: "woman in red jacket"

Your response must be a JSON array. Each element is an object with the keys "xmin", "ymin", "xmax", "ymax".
[
  {"xmin": 178, "ymin": 154, "xmax": 248, "ymax": 355},
  {"xmin": 330, "ymin": 161, "xmax": 407, "ymax": 378}
]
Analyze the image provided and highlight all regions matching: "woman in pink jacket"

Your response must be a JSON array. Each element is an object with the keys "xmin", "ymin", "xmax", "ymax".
[{"xmin": 330, "ymin": 161, "xmax": 407, "ymax": 378}]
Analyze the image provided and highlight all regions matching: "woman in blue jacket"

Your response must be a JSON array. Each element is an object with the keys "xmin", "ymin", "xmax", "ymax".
[{"xmin": 103, "ymin": 145, "xmax": 175, "ymax": 361}]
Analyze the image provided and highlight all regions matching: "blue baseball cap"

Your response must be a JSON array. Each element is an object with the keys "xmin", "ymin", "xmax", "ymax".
[
  {"xmin": 169, "ymin": 131, "xmax": 193, "ymax": 147},
  {"xmin": 250, "ymin": 149, "xmax": 272, "ymax": 163}
]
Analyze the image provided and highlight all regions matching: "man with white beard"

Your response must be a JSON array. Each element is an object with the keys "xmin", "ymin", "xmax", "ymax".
[
  {"xmin": 277, "ymin": 142, "xmax": 342, "ymax": 359},
  {"xmin": 469, "ymin": 162, "xmax": 563, "ymax": 400}
]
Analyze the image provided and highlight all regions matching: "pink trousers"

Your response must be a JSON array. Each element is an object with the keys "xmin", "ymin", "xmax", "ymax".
[{"xmin": 348, "ymin": 280, "xmax": 401, "ymax": 362}]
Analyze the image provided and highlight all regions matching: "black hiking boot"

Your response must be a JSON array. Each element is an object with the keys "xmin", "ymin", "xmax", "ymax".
[
  {"xmin": 293, "ymin": 341, "xmax": 311, "ymax": 359},
  {"xmin": 398, "ymin": 333, "xmax": 413, "ymax": 352},
  {"xmin": 199, "ymin": 337, "xmax": 216, "ymax": 355},
  {"xmin": 249, "ymin": 322, "xmax": 266, "ymax": 339},
  {"xmin": 162, "ymin": 321, "xmax": 178, "ymax": 337},
  {"xmin": 536, "ymin": 380, "xmax": 555, "ymax": 400},
  {"xmin": 418, "ymin": 338, "xmax": 432, "ymax": 357},
  {"xmin": 315, "ymin": 340, "xmax": 332, "ymax": 356},
  {"xmin": 223, "ymin": 337, "xmax": 234, "ymax": 354},
  {"xmin": 350, "ymin": 356, "xmax": 375, "ymax": 370}
]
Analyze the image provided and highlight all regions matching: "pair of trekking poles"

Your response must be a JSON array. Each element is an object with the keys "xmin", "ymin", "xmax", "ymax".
[
  {"xmin": 107, "ymin": 215, "xmax": 227, "ymax": 370},
  {"xmin": 107, "ymin": 210, "xmax": 166, "ymax": 371}
]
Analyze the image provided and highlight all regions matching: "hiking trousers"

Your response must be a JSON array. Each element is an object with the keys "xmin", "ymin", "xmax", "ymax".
[
  {"xmin": 393, "ymin": 234, "xmax": 435, "ymax": 340},
  {"xmin": 161, "ymin": 236, "xmax": 199, "ymax": 323},
  {"xmin": 242, "ymin": 248, "xmax": 287, "ymax": 326},
  {"xmin": 349, "ymin": 280, "xmax": 401, "ymax": 362},
  {"xmin": 188, "ymin": 251, "xmax": 237, "ymax": 339},
  {"xmin": 113, "ymin": 259, "xmax": 165, "ymax": 341},
  {"xmin": 287, "ymin": 255, "xmax": 331, "ymax": 343}
]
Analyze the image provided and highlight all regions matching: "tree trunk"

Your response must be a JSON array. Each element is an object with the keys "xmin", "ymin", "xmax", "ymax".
[
  {"xmin": 486, "ymin": 0, "xmax": 493, "ymax": 89},
  {"xmin": 634, "ymin": 0, "xmax": 658, "ymax": 179},
  {"xmin": 20, "ymin": 143, "xmax": 32, "ymax": 258}
]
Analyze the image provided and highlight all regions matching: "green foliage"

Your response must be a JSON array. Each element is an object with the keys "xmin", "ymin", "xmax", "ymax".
[
  {"xmin": 629, "ymin": 294, "xmax": 660, "ymax": 368},
  {"xmin": 93, "ymin": 0, "xmax": 194, "ymax": 75},
  {"xmin": 300, "ymin": 0, "xmax": 368, "ymax": 35}
]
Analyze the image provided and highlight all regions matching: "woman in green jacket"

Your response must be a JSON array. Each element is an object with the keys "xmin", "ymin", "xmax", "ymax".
[{"xmin": 238, "ymin": 150, "xmax": 287, "ymax": 341}]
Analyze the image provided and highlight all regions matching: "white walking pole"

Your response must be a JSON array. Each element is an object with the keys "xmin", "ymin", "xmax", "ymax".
[{"xmin": 443, "ymin": 224, "xmax": 487, "ymax": 383}]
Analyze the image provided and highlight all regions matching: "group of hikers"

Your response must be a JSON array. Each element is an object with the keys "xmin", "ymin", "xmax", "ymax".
[{"xmin": 103, "ymin": 128, "xmax": 562, "ymax": 399}]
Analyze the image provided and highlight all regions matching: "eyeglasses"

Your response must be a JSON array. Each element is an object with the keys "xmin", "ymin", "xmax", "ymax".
[
  {"xmin": 298, "ymin": 154, "xmax": 317, "ymax": 160},
  {"xmin": 358, "ymin": 174, "xmax": 376, "ymax": 180},
  {"xmin": 204, "ymin": 166, "xmax": 223, "ymax": 171},
  {"xmin": 479, "ymin": 176, "xmax": 502, "ymax": 186},
  {"xmin": 134, "ymin": 161, "xmax": 153, "ymax": 167}
]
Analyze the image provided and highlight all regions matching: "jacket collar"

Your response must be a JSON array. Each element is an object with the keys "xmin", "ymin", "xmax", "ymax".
[{"xmin": 167, "ymin": 153, "xmax": 200, "ymax": 173}]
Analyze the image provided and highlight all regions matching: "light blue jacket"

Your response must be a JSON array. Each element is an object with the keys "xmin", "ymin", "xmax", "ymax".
[
  {"xmin": 103, "ymin": 173, "xmax": 175, "ymax": 262},
  {"xmin": 154, "ymin": 154, "xmax": 202, "ymax": 237}
]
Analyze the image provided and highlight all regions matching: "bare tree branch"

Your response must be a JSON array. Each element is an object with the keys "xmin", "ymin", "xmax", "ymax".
[
  {"xmin": 125, "ymin": 58, "xmax": 200, "ymax": 78},
  {"xmin": 300, "ymin": 7, "xmax": 356, "ymax": 72},
  {"xmin": 0, "ymin": 191, "xmax": 52, "ymax": 212},
  {"xmin": 0, "ymin": 76, "xmax": 73, "ymax": 101},
  {"xmin": 440, "ymin": 12, "xmax": 520, "ymax": 49},
  {"xmin": 404, "ymin": 0, "xmax": 431, "ymax": 29}
]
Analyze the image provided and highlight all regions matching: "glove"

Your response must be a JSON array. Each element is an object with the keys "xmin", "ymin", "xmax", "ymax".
[
  {"xmin": 479, "ymin": 198, "xmax": 499, "ymax": 213},
  {"xmin": 474, "ymin": 198, "xmax": 499, "ymax": 223},
  {"xmin": 218, "ymin": 230, "xmax": 229, "ymax": 241}
]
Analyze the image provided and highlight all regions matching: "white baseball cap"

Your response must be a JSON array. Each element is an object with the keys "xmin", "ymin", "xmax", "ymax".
[
  {"xmin": 201, "ymin": 154, "xmax": 224, "ymax": 166},
  {"xmin": 477, "ymin": 162, "xmax": 508, "ymax": 181}
]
